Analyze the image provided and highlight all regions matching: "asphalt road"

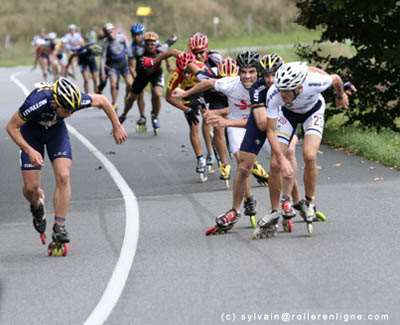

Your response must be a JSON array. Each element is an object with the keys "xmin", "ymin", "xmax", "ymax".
[{"xmin": 0, "ymin": 67, "xmax": 399, "ymax": 325}]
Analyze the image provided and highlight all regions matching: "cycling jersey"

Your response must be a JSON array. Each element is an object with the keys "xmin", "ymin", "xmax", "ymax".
[
  {"xmin": 18, "ymin": 88, "xmax": 92, "ymax": 128},
  {"xmin": 195, "ymin": 68, "xmax": 228, "ymax": 110},
  {"xmin": 214, "ymin": 76, "xmax": 251, "ymax": 120},
  {"xmin": 266, "ymin": 72, "xmax": 332, "ymax": 144},
  {"xmin": 239, "ymin": 78, "xmax": 271, "ymax": 155},
  {"xmin": 75, "ymin": 43, "xmax": 98, "ymax": 73},
  {"xmin": 168, "ymin": 61, "xmax": 207, "ymax": 91},
  {"xmin": 102, "ymin": 34, "xmax": 132, "ymax": 66},
  {"xmin": 266, "ymin": 72, "xmax": 332, "ymax": 118},
  {"xmin": 63, "ymin": 32, "xmax": 84, "ymax": 52},
  {"xmin": 18, "ymin": 87, "xmax": 93, "ymax": 170},
  {"xmin": 130, "ymin": 40, "xmax": 146, "ymax": 60}
]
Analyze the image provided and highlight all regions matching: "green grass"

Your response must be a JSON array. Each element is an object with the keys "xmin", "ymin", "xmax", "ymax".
[
  {"xmin": 324, "ymin": 113, "xmax": 400, "ymax": 169},
  {"xmin": 0, "ymin": 43, "xmax": 34, "ymax": 67}
]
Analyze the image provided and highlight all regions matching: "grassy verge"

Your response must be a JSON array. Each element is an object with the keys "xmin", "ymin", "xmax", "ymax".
[{"xmin": 324, "ymin": 113, "xmax": 400, "ymax": 169}]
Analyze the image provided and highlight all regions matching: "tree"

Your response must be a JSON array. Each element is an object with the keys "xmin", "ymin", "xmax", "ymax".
[{"xmin": 296, "ymin": 0, "xmax": 400, "ymax": 131}]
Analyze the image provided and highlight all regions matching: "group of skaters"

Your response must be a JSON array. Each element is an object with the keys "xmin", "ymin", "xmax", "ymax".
[{"xmin": 11, "ymin": 23, "xmax": 356, "ymax": 256}]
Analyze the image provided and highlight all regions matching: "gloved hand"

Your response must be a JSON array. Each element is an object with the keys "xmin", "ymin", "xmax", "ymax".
[{"xmin": 141, "ymin": 57, "xmax": 154, "ymax": 68}]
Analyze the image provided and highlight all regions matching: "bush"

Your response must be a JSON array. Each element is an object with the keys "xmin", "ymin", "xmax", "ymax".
[{"xmin": 296, "ymin": 0, "xmax": 400, "ymax": 131}]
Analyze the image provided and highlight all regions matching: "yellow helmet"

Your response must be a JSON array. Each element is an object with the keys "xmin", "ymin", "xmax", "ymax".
[
  {"xmin": 52, "ymin": 77, "xmax": 81, "ymax": 111},
  {"xmin": 259, "ymin": 53, "xmax": 284, "ymax": 74},
  {"xmin": 144, "ymin": 31, "xmax": 159, "ymax": 42}
]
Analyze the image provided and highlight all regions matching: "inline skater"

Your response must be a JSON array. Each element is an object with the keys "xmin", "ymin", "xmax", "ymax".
[
  {"xmin": 6, "ymin": 77, "xmax": 127, "ymax": 255},
  {"xmin": 100, "ymin": 22, "xmax": 133, "ymax": 111},
  {"xmin": 253, "ymin": 61, "xmax": 349, "ymax": 238},
  {"xmin": 66, "ymin": 40, "xmax": 102, "ymax": 93},
  {"xmin": 165, "ymin": 51, "xmax": 211, "ymax": 181},
  {"xmin": 32, "ymin": 30, "xmax": 51, "ymax": 80},
  {"xmin": 119, "ymin": 31, "xmax": 176, "ymax": 134},
  {"xmin": 128, "ymin": 23, "xmax": 146, "ymax": 127},
  {"xmin": 188, "ymin": 32, "xmax": 223, "ymax": 172},
  {"xmin": 172, "ymin": 51, "xmax": 265, "ymax": 227}
]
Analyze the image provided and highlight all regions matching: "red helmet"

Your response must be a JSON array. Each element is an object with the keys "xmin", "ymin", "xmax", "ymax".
[
  {"xmin": 189, "ymin": 32, "xmax": 208, "ymax": 52},
  {"xmin": 218, "ymin": 57, "xmax": 239, "ymax": 77},
  {"xmin": 176, "ymin": 51, "xmax": 196, "ymax": 70}
]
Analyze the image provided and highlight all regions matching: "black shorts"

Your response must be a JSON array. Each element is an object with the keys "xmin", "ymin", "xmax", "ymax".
[
  {"xmin": 203, "ymin": 90, "xmax": 228, "ymax": 110},
  {"xmin": 20, "ymin": 122, "xmax": 72, "ymax": 170},
  {"xmin": 183, "ymin": 95, "xmax": 205, "ymax": 125},
  {"xmin": 239, "ymin": 110, "xmax": 267, "ymax": 155},
  {"xmin": 80, "ymin": 57, "xmax": 97, "ymax": 73},
  {"xmin": 131, "ymin": 69, "xmax": 164, "ymax": 95}
]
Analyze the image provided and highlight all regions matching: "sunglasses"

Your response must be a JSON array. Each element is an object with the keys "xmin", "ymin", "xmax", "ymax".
[{"xmin": 193, "ymin": 50, "xmax": 207, "ymax": 56}]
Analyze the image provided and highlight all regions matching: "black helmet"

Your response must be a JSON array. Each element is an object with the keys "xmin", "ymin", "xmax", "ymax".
[{"xmin": 236, "ymin": 50, "xmax": 260, "ymax": 69}]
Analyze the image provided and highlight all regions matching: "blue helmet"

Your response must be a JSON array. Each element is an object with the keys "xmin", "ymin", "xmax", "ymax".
[{"xmin": 131, "ymin": 23, "xmax": 145, "ymax": 35}]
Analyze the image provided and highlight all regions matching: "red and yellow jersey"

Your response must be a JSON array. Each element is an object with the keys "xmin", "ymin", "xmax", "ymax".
[{"xmin": 167, "ymin": 60, "xmax": 208, "ymax": 91}]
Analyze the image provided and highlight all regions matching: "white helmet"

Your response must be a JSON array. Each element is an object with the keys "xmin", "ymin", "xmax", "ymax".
[
  {"xmin": 48, "ymin": 32, "xmax": 57, "ymax": 40},
  {"xmin": 68, "ymin": 24, "xmax": 77, "ymax": 31},
  {"xmin": 275, "ymin": 62, "xmax": 308, "ymax": 90}
]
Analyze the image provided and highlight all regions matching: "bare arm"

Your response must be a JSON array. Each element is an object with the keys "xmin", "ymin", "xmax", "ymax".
[
  {"xmin": 331, "ymin": 74, "xmax": 349, "ymax": 108},
  {"xmin": 89, "ymin": 94, "xmax": 127, "ymax": 144},
  {"xmin": 308, "ymin": 66, "xmax": 329, "ymax": 75},
  {"xmin": 166, "ymin": 88, "xmax": 189, "ymax": 112},
  {"xmin": 174, "ymin": 79, "xmax": 217, "ymax": 98},
  {"xmin": 252, "ymin": 107, "xmax": 267, "ymax": 131},
  {"xmin": 152, "ymin": 48, "xmax": 181, "ymax": 66},
  {"xmin": 6, "ymin": 113, "xmax": 44, "ymax": 166}
]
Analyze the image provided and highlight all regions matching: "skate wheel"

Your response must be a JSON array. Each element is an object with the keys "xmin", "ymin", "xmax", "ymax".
[
  {"xmin": 250, "ymin": 215, "xmax": 257, "ymax": 229},
  {"xmin": 62, "ymin": 243, "xmax": 69, "ymax": 256},
  {"xmin": 205, "ymin": 226, "xmax": 217, "ymax": 236},
  {"xmin": 315, "ymin": 211, "xmax": 326, "ymax": 222},
  {"xmin": 225, "ymin": 180, "xmax": 230, "ymax": 189},
  {"xmin": 306, "ymin": 223, "xmax": 313, "ymax": 236},
  {"xmin": 40, "ymin": 233, "xmax": 47, "ymax": 245},
  {"xmin": 199, "ymin": 173, "xmax": 208, "ymax": 183}
]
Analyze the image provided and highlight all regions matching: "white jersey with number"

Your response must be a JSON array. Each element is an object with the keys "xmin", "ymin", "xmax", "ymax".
[
  {"xmin": 266, "ymin": 72, "xmax": 333, "ymax": 118},
  {"xmin": 214, "ymin": 76, "xmax": 251, "ymax": 120}
]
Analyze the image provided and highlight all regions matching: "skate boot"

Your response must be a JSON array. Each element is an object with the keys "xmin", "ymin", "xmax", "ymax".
[
  {"xmin": 219, "ymin": 163, "xmax": 231, "ymax": 189},
  {"xmin": 298, "ymin": 199, "xmax": 316, "ymax": 236},
  {"xmin": 30, "ymin": 198, "xmax": 47, "ymax": 244},
  {"xmin": 244, "ymin": 196, "xmax": 257, "ymax": 229},
  {"xmin": 196, "ymin": 156, "xmax": 208, "ymax": 182},
  {"xmin": 206, "ymin": 153, "xmax": 215, "ymax": 173},
  {"xmin": 293, "ymin": 200, "xmax": 327, "ymax": 222},
  {"xmin": 136, "ymin": 115, "xmax": 147, "ymax": 133},
  {"xmin": 281, "ymin": 196, "xmax": 296, "ymax": 233},
  {"xmin": 251, "ymin": 161, "xmax": 269, "ymax": 186},
  {"xmin": 206, "ymin": 209, "xmax": 240, "ymax": 236},
  {"xmin": 151, "ymin": 114, "xmax": 160, "ymax": 135},
  {"xmin": 252, "ymin": 210, "xmax": 280, "ymax": 240},
  {"xmin": 118, "ymin": 114, "xmax": 126, "ymax": 124},
  {"xmin": 48, "ymin": 223, "xmax": 70, "ymax": 257}
]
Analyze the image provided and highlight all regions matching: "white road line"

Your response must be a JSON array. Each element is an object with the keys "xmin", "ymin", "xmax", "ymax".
[{"xmin": 10, "ymin": 70, "xmax": 140, "ymax": 325}]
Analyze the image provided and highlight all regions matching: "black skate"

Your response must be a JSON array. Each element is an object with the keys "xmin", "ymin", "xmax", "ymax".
[
  {"xmin": 206, "ymin": 209, "xmax": 240, "ymax": 236},
  {"xmin": 293, "ymin": 200, "xmax": 327, "ymax": 223},
  {"xmin": 48, "ymin": 223, "xmax": 69, "ymax": 257},
  {"xmin": 244, "ymin": 196, "xmax": 257, "ymax": 229},
  {"xmin": 151, "ymin": 114, "xmax": 160, "ymax": 135},
  {"xmin": 136, "ymin": 116, "xmax": 147, "ymax": 133},
  {"xmin": 252, "ymin": 211, "xmax": 280, "ymax": 240},
  {"xmin": 30, "ymin": 198, "xmax": 47, "ymax": 244},
  {"xmin": 118, "ymin": 114, "xmax": 126, "ymax": 124}
]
